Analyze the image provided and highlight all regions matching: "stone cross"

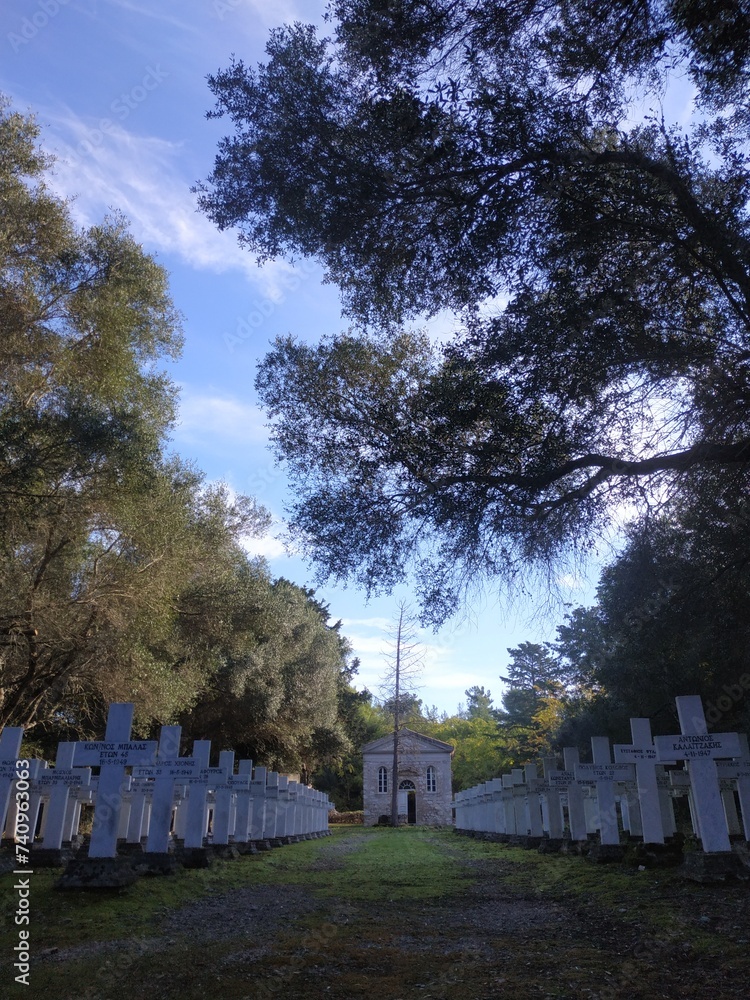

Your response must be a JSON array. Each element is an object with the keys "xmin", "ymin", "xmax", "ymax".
[
  {"xmin": 212, "ymin": 750, "xmax": 237, "ymax": 845},
  {"xmin": 231, "ymin": 759, "xmax": 254, "ymax": 843},
  {"xmin": 36, "ymin": 743, "xmax": 91, "ymax": 851},
  {"xmin": 182, "ymin": 742, "xmax": 216, "ymax": 849},
  {"xmin": 541, "ymin": 757, "xmax": 565, "ymax": 839},
  {"xmin": 0, "ymin": 727, "xmax": 25, "ymax": 840},
  {"xmin": 65, "ymin": 775, "xmax": 96, "ymax": 844},
  {"xmin": 523, "ymin": 764, "xmax": 545, "ymax": 838},
  {"xmin": 613, "ymin": 718, "xmax": 673, "ymax": 845},
  {"xmin": 501, "ymin": 774, "xmax": 517, "ymax": 835},
  {"xmin": 131, "ymin": 725, "xmax": 198, "ymax": 854},
  {"xmin": 715, "ymin": 733, "xmax": 750, "ymax": 841},
  {"xmin": 123, "ymin": 776, "xmax": 149, "ymax": 844},
  {"xmin": 71, "ymin": 703, "xmax": 157, "ymax": 858},
  {"xmin": 265, "ymin": 771, "xmax": 280, "ymax": 840},
  {"xmin": 575, "ymin": 737, "xmax": 634, "ymax": 845},
  {"xmin": 654, "ymin": 695, "xmax": 742, "ymax": 853},
  {"xmin": 562, "ymin": 748, "xmax": 589, "ymax": 841},
  {"xmin": 488, "ymin": 777, "xmax": 504, "ymax": 836},
  {"xmin": 250, "ymin": 765, "xmax": 267, "ymax": 841}
]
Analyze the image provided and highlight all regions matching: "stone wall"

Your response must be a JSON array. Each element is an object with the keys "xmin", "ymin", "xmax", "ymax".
[{"xmin": 362, "ymin": 731, "xmax": 453, "ymax": 826}]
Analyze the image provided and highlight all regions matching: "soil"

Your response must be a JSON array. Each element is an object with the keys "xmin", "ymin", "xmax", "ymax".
[{"xmin": 31, "ymin": 828, "xmax": 750, "ymax": 1000}]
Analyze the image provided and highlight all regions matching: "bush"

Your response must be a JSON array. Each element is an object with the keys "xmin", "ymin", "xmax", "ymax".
[{"xmin": 328, "ymin": 809, "xmax": 364, "ymax": 824}]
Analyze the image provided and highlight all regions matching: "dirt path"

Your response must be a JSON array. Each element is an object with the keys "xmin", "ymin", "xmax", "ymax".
[{"xmin": 26, "ymin": 827, "xmax": 750, "ymax": 999}]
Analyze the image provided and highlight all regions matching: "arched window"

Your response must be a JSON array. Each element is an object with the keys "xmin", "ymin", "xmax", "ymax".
[
  {"xmin": 426, "ymin": 765, "xmax": 437, "ymax": 793},
  {"xmin": 378, "ymin": 766, "xmax": 388, "ymax": 793}
]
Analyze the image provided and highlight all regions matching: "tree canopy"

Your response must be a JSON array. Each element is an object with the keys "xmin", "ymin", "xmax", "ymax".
[
  {"xmin": 0, "ymin": 101, "xmax": 352, "ymax": 775},
  {"xmin": 198, "ymin": 2, "xmax": 750, "ymax": 622}
]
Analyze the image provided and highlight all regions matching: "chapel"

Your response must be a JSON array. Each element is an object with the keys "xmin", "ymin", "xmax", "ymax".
[{"xmin": 361, "ymin": 728, "xmax": 454, "ymax": 826}]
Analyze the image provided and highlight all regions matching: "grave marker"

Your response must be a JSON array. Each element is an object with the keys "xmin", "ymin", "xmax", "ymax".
[
  {"xmin": 132, "ymin": 725, "xmax": 198, "ymax": 854},
  {"xmin": 654, "ymin": 696, "xmax": 739, "ymax": 853},
  {"xmin": 182, "ymin": 742, "xmax": 217, "ymax": 849},
  {"xmin": 715, "ymin": 733, "xmax": 750, "ymax": 840},
  {"xmin": 0, "ymin": 727, "xmax": 24, "ymax": 840},
  {"xmin": 563, "ymin": 748, "xmax": 589, "ymax": 842},
  {"xmin": 36, "ymin": 742, "xmax": 91, "ymax": 852},
  {"xmin": 613, "ymin": 718, "xmax": 671, "ymax": 844},
  {"xmin": 71, "ymin": 703, "xmax": 157, "ymax": 858}
]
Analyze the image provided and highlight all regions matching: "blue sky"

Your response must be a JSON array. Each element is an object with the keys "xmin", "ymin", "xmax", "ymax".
[{"xmin": 1, "ymin": 0, "xmax": 602, "ymax": 715}]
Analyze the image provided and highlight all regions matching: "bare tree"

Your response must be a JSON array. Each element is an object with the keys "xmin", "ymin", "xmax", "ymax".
[{"xmin": 379, "ymin": 602, "xmax": 424, "ymax": 826}]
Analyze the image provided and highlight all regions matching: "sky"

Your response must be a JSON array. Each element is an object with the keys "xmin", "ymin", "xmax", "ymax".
[{"xmin": 0, "ymin": 0, "xmax": 603, "ymax": 715}]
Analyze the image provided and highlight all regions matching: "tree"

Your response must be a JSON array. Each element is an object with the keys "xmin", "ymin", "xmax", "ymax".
[
  {"xmin": 199, "ymin": 5, "xmax": 750, "ymax": 623},
  {"xmin": 496, "ymin": 642, "xmax": 567, "ymax": 761},
  {"xmin": 178, "ymin": 575, "xmax": 352, "ymax": 773},
  {"xmin": 0, "ymin": 101, "xmax": 194, "ymax": 730},
  {"xmin": 464, "ymin": 685, "xmax": 496, "ymax": 721},
  {"xmin": 553, "ymin": 507, "xmax": 750, "ymax": 748},
  {"xmin": 423, "ymin": 713, "xmax": 510, "ymax": 791},
  {"xmin": 312, "ymin": 663, "xmax": 391, "ymax": 810},
  {"xmin": 378, "ymin": 601, "xmax": 424, "ymax": 825}
]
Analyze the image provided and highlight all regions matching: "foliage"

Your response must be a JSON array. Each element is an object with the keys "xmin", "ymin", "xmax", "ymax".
[
  {"xmin": 178, "ymin": 580, "xmax": 353, "ymax": 774},
  {"xmin": 0, "ymin": 100, "xmax": 193, "ymax": 731},
  {"xmin": 552, "ymin": 508, "xmax": 750, "ymax": 748},
  {"xmin": 0, "ymin": 100, "xmax": 353, "ymax": 773},
  {"xmin": 463, "ymin": 685, "xmax": 497, "ymax": 721},
  {"xmin": 199, "ymin": 6, "xmax": 750, "ymax": 624},
  {"xmin": 422, "ymin": 714, "xmax": 510, "ymax": 790}
]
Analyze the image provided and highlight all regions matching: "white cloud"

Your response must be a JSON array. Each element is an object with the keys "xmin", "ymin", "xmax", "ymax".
[
  {"xmin": 339, "ymin": 616, "xmax": 393, "ymax": 631},
  {"xmin": 43, "ymin": 114, "xmax": 308, "ymax": 299},
  {"xmin": 240, "ymin": 533, "xmax": 289, "ymax": 561},
  {"xmin": 174, "ymin": 388, "xmax": 267, "ymax": 447}
]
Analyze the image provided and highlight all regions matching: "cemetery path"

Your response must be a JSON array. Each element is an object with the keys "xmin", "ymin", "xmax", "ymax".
[{"xmin": 14, "ymin": 826, "xmax": 750, "ymax": 1000}]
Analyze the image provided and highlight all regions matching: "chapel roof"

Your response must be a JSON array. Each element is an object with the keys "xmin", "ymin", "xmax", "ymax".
[{"xmin": 361, "ymin": 727, "xmax": 455, "ymax": 755}]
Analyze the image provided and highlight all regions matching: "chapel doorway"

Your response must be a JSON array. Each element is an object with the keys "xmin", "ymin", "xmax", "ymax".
[{"xmin": 398, "ymin": 779, "xmax": 417, "ymax": 825}]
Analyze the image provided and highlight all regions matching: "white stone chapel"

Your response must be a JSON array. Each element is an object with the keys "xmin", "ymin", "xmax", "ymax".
[{"xmin": 362, "ymin": 728, "xmax": 454, "ymax": 826}]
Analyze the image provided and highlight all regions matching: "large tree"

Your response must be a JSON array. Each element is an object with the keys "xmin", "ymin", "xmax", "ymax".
[
  {"xmin": 199, "ymin": 4, "xmax": 750, "ymax": 621},
  {"xmin": 178, "ymin": 578, "xmax": 352, "ymax": 775},
  {"xmin": 0, "ymin": 101, "xmax": 188, "ymax": 729},
  {"xmin": 0, "ymin": 102, "xmax": 278, "ymax": 736}
]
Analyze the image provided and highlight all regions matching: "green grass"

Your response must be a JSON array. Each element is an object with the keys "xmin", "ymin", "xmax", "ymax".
[
  {"xmin": 1, "ymin": 828, "xmax": 748, "ymax": 999},
  {"xmin": 253, "ymin": 826, "xmax": 472, "ymax": 900}
]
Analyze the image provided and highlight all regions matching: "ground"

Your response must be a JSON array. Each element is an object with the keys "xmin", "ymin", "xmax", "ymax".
[{"xmin": 2, "ymin": 827, "xmax": 749, "ymax": 999}]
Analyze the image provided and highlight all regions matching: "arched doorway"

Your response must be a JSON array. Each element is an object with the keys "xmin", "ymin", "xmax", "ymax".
[{"xmin": 398, "ymin": 779, "xmax": 417, "ymax": 825}]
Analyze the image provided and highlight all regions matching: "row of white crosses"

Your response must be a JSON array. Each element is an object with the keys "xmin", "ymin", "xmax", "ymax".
[
  {"xmin": 454, "ymin": 696, "xmax": 750, "ymax": 852},
  {"xmin": 1, "ymin": 703, "xmax": 332, "ymax": 858}
]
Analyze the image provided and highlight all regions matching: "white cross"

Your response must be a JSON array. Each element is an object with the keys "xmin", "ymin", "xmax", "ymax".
[
  {"xmin": 715, "ymin": 733, "xmax": 750, "ymax": 840},
  {"xmin": 36, "ymin": 743, "xmax": 91, "ymax": 851},
  {"xmin": 575, "ymin": 737, "xmax": 634, "ymax": 846},
  {"xmin": 71, "ymin": 703, "xmax": 157, "ymax": 858},
  {"xmin": 654, "ymin": 695, "xmax": 741, "ymax": 853},
  {"xmin": 249, "ymin": 766, "xmax": 267, "ymax": 840},
  {"xmin": 131, "ymin": 725, "xmax": 198, "ymax": 854},
  {"xmin": 613, "ymin": 718, "xmax": 675, "ymax": 845},
  {"xmin": 0, "ymin": 727, "xmax": 25, "ymax": 841},
  {"xmin": 232, "ymin": 759, "xmax": 254, "ymax": 842}
]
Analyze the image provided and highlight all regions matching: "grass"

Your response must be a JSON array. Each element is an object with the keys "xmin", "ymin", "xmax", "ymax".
[
  {"xmin": 1, "ymin": 828, "xmax": 748, "ymax": 999},
  {"xmin": 254, "ymin": 826, "xmax": 471, "ymax": 900}
]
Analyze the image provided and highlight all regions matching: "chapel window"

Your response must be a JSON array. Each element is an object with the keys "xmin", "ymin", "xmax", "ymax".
[
  {"xmin": 426, "ymin": 765, "xmax": 437, "ymax": 793},
  {"xmin": 378, "ymin": 766, "xmax": 388, "ymax": 793}
]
